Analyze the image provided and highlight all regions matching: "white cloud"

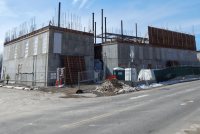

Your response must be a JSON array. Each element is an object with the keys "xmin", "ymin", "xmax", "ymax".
[
  {"xmin": 72, "ymin": 0, "xmax": 90, "ymax": 9},
  {"xmin": 79, "ymin": 0, "xmax": 89, "ymax": 8}
]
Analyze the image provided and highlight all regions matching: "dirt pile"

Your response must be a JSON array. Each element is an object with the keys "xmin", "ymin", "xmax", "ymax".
[{"xmin": 95, "ymin": 79, "xmax": 135, "ymax": 96}]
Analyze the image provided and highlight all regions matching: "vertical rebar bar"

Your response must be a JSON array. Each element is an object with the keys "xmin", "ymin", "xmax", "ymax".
[
  {"xmin": 58, "ymin": 2, "xmax": 61, "ymax": 27},
  {"xmin": 101, "ymin": 9, "xmax": 104, "ymax": 43},
  {"xmin": 92, "ymin": 13, "xmax": 95, "ymax": 44},
  {"xmin": 135, "ymin": 23, "xmax": 138, "ymax": 40},
  {"xmin": 92, "ymin": 13, "xmax": 95, "ymax": 33},
  {"xmin": 95, "ymin": 22, "xmax": 97, "ymax": 44},
  {"xmin": 121, "ymin": 20, "xmax": 123, "ymax": 40},
  {"xmin": 105, "ymin": 17, "xmax": 107, "ymax": 42}
]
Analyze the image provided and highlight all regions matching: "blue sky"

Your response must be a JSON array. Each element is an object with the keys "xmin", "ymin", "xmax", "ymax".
[{"xmin": 0, "ymin": 0, "xmax": 200, "ymax": 52}]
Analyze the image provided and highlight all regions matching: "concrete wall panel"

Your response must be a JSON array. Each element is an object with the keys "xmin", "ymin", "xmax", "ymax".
[
  {"xmin": 103, "ymin": 42, "xmax": 198, "ymax": 74},
  {"xmin": 139, "ymin": 46, "xmax": 144, "ymax": 60},
  {"xmin": 2, "ymin": 31, "xmax": 49, "ymax": 86}
]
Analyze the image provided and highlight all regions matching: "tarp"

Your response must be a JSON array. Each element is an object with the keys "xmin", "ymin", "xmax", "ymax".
[{"xmin": 138, "ymin": 69, "xmax": 156, "ymax": 81}]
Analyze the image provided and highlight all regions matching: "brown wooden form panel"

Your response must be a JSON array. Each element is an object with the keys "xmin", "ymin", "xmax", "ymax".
[
  {"xmin": 64, "ymin": 56, "xmax": 86, "ymax": 85},
  {"xmin": 148, "ymin": 26, "xmax": 196, "ymax": 51}
]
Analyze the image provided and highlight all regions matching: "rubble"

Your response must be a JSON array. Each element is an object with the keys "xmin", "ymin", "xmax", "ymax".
[
  {"xmin": 24, "ymin": 88, "xmax": 31, "ymax": 91},
  {"xmin": 33, "ymin": 87, "xmax": 39, "ymax": 91},
  {"xmin": 95, "ymin": 79, "xmax": 136, "ymax": 96}
]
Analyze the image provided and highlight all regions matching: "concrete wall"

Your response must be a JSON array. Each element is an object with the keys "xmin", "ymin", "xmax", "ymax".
[
  {"xmin": 2, "ymin": 31, "xmax": 49, "ymax": 86},
  {"xmin": 102, "ymin": 44, "xmax": 118, "ymax": 75},
  {"xmin": 3, "ymin": 28, "xmax": 94, "ymax": 86},
  {"xmin": 103, "ymin": 42, "xmax": 199, "ymax": 75},
  {"xmin": 47, "ymin": 29, "xmax": 94, "ymax": 86},
  {"xmin": 197, "ymin": 52, "xmax": 200, "ymax": 62}
]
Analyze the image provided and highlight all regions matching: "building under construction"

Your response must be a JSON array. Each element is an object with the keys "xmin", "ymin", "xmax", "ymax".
[
  {"xmin": 2, "ymin": 25, "xmax": 94, "ymax": 86},
  {"xmin": 2, "ymin": 2, "xmax": 96, "ymax": 86},
  {"xmin": 96, "ymin": 26, "xmax": 198, "ymax": 75},
  {"xmin": 2, "ymin": 4, "xmax": 199, "ymax": 86}
]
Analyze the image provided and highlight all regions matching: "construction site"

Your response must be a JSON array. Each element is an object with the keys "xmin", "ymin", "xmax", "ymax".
[
  {"xmin": 1, "ymin": 3, "xmax": 200, "ymax": 87},
  {"xmin": 3, "ymin": 2, "xmax": 200, "ymax": 134}
]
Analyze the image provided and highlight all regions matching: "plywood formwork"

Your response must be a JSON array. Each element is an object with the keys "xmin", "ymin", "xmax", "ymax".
[
  {"xmin": 148, "ymin": 26, "xmax": 196, "ymax": 51},
  {"xmin": 64, "ymin": 56, "xmax": 86, "ymax": 85}
]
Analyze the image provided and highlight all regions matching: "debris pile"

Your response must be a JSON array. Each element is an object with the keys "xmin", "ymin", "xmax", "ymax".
[{"xmin": 95, "ymin": 79, "xmax": 136, "ymax": 96}]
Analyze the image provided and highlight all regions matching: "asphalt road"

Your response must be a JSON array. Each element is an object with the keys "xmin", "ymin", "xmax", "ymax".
[{"xmin": 1, "ymin": 80, "xmax": 200, "ymax": 134}]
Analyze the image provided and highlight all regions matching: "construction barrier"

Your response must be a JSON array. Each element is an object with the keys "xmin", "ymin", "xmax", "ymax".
[{"xmin": 154, "ymin": 66, "xmax": 200, "ymax": 82}]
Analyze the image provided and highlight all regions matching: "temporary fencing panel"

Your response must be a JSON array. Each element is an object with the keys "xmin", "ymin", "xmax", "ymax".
[{"xmin": 154, "ymin": 66, "xmax": 200, "ymax": 82}]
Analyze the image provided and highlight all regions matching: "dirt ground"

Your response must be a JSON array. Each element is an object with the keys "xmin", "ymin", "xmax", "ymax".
[
  {"xmin": 38, "ymin": 84, "xmax": 99, "ymax": 98},
  {"xmin": 37, "ymin": 79, "xmax": 135, "ymax": 98},
  {"xmin": 0, "ymin": 78, "xmax": 158, "ymax": 98}
]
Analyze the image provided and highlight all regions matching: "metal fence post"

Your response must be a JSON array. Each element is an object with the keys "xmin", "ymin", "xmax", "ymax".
[
  {"xmin": 64, "ymin": 67, "xmax": 66, "ymax": 86},
  {"xmin": 78, "ymin": 72, "xmax": 80, "ymax": 90},
  {"xmin": 103, "ymin": 53, "xmax": 107, "ymax": 80}
]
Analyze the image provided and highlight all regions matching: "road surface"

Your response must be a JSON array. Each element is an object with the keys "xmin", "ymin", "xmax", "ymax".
[{"xmin": 1, "ymin": 80, "xmax": 200, "ymax": 134}]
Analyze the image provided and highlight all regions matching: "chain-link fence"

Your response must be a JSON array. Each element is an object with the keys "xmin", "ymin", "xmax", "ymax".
[
  {"xmin": 77, "ymin": 70, "xmax": 104, "ymax": 90},
  {"xmin": 1, "ymin": 64, "xmax": 48, "ymax": 86},
  {"xmin": 1, "ymin": 72, "xmax": 47, "ymax": 86},
  {"xmin": 15, "ymin": 73, "xmax": 33, "ymax": 86}
]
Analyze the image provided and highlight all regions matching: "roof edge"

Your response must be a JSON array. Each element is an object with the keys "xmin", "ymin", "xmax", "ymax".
[{"xmin": 4, "ymin": 25, "xmax": 94, "ymax": 46}]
